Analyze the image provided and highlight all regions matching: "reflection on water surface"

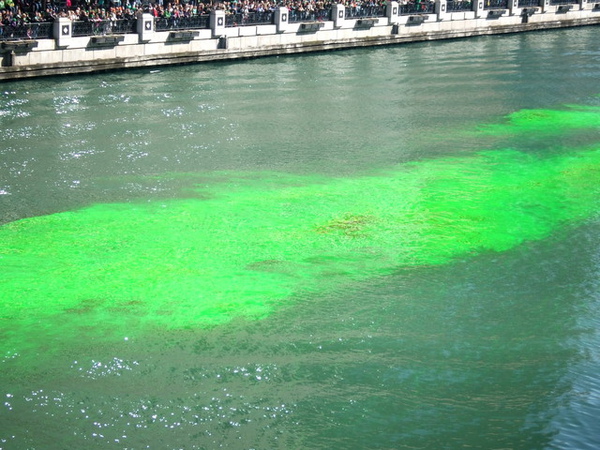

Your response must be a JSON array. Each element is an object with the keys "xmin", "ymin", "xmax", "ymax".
[{"xmin": 1, "ymin": 27, "xmax": 600, "ymax": 449}]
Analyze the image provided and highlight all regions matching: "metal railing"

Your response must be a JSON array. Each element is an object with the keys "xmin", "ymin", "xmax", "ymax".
[
  {"xmin": 400, "ymin": 2, "xmax": 436, "ymax": 14},
  {"xmin": 484, "ymin": 0, "xmax": 509, "ymax": 8},
  {"xmin": 518, "ymin": 0, "xmax": 540, "ymax": 6},
  {"xmin": 550, "ymin": 0, "xmax": 578, "ymax": 4},
  {"xmin": 0, "ymin": 22, "xmax": 54, "ymax": 41},
  {"xmin": 446, "ymin": 0, "xmax": 473, "ymax": 11},
  {"xmin": 345, "ymin": 5, "xmax": 386, "ymax": 18},
  {"xmin": 155, "ymin": 15, "xmax": 210, "ymax": 31},
  {"xmin": 288, "ymin": 8, "xmax": 333, "ymax": 22},
  {"xmin": 225, "ymin": 11, "xmax": 275, "ymax": 27},
  {"xmin": 72, "ymin": 19, "xmax": 137, "ymax": 37}
]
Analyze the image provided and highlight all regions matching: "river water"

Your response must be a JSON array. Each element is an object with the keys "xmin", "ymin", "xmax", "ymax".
[{"xmin": 1, "ymin": 27, "xmax": 600, "ymax": 449}]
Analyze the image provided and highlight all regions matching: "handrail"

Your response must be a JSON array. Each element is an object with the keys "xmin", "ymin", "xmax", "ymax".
[
  {"xmin": 225, "ymin": 11, "xmax": 275, "ymax": 27},
  {"xmin": 517, "ymin": 0, "xmax": 540, "ymax": 6},
  {"xmin": 155, "ymin": 15, "xmax": 210, "ymax": 31},
  {"xmin": 72, "ymin": 19, "xmax": 137, "ymax": 37},
  {"xmin": 345, "ymin": 5, "xmax": 386, "ymax": 18},
  {"xmin": 483, "ymin": 0, "xmax": 509, "ymax": 9},
  {"xmin": 0, "ymin": 22, "xmax": 53, "ymax": 41},
  {"xmin": 446, "ymin": 0, "xmax": 473, "ymax": 11},
  {"xmin": 400, "ymin": 2, "xmax": 436, "ymax": 15},
  {"xmin": 288, "ymin": 8, "xmax": 333, "ymax": 23}
]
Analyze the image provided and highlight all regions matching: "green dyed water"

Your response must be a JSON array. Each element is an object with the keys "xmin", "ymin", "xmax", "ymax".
[
  {"xmin": 2, "ymin": 133, "xmax": 599, "ymax": 334},
  {"xmin": 1, "ymin": 28, "xmax": 600, "ymax": 449}
]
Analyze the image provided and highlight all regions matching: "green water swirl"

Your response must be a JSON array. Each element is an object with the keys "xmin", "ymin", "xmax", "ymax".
[{"xmin": 1, "ymin": 104, "xmax": 599, "ymax": 355}]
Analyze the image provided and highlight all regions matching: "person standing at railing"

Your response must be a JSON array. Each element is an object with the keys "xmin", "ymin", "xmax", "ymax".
[
  {"xmin": 0, "ymin": 0, "xmax": 400, "ymax": 37},
  {"xmin": 0, "ymin": 7, "xmax": 4, "ymax": 39}
]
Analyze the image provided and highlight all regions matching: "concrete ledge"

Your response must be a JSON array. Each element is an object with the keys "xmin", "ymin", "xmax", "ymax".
[
  {"xmin": 257, "ymin": 24, "xmax": 277, "ymax": 35},
  {"xmin": 521, "ymin": 7, "xmax": 539, "ymax": 16},
  {"xmin": 90, "ymin": 36, "xmax": 125, "ymax": 47},
  {"xmin": 1, "ymin": 15, "xmax": 600, "ymax": 80},
  {"xmin": 407, "ymin": 15, "xmax": 428, "ymax": 25},
  {"xmin": 355, "ymin": 18, "xmax": 380, "ymax": 28},
  {"xmin": 168, "ymin": 31, "xmax": 200, "ymax": 42},
  {"xmin": 487, "ymin": 9, "xmax": 507, "ymax": 19},
  {"xmin": 238, "ymin": 26, "xmax": 258, "ymax": 36},
  {"xmin": 556, "ymin": 4, "xmax": 573, "ymax": 12},
  {"xmin": 298, "ymin": 22, "xmax": 326, "ymax": 32},
  {"xmin": 1, "ymin": 40, "xmax": 39, "ymax": 53}
]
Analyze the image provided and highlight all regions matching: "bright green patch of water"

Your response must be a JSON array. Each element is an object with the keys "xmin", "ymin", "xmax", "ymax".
[
  {"xmin": 477, "ymin": 104, "xmax": 600, "ymax": 136},
  {"xmin": 1, "ymin": 105, "xmax": 599, "ymax": 355}
]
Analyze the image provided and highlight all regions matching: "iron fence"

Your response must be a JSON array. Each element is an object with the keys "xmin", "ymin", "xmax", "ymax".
[
  {"xmin": 484, "ymin": 0, "xmax": 509, "ymax": 8},
  {"xmin": 400, "ymin": 2, "xmax": 436, "ymax": 14},
  {"xmin": 155, "ymin": 15, "xmax": 210, "ymax": 31},
  {"xmin": 345, "ymin": 5, "xmax": 386, "ymax": 18},
  {"xmin": 225, "ymin": 11, "xmax": 275, "ymax": 27},
  {"xmin": 517, "ymin": 0, "xmax": 540, "ymax": 6},
  {"xmin": 0, "ymin": 22, "xmax": 54, "ymax": 41},
  {"xmin": 288, "ymin": 8, "xmax": 333, "ymax": 22},
  {"xmin": 446, "ymin": 0, "xmax": 473, "ymax": 11},
  {"xmin": 72, "ymin": 19, "xmax": 137, "ymax": 37}
]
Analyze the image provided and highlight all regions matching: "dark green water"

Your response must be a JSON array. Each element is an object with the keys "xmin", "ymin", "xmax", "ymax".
[{"xmin": 1, "ymin": 27, "xmax": 600, "ymax": 449}]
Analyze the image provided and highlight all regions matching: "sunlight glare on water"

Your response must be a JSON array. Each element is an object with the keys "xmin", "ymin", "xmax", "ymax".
[{"xmin": 1, "ymin": 27, "xmax": 600, "ymax": 449}]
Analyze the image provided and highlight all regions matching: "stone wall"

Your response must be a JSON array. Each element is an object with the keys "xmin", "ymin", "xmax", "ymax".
[{"xmin": 1, "ymin": 1, "xmax": 599, "ymax": 80}]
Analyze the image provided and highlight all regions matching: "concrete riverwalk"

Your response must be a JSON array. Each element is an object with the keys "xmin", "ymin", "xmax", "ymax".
[{"xmin": 1, "ymin": 0, "xmax": 599, "ymax": 80}]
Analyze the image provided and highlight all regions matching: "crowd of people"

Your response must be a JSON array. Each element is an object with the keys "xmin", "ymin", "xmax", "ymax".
[
  {"xmin": 1, "ymin": 0, "xmax": 417, "ymax": 39},
  {"xmin": 1, "ymin": 1, "xmax": 140, "ymax": 31}
]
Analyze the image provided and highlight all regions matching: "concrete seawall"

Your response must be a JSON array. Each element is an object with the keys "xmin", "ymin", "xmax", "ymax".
[{"xmin": 1, "ymin": 1, "xmax": 600, "ymax": 80}]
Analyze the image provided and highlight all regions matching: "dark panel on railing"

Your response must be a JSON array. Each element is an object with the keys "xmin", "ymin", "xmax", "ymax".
[
  {"xmin": 518, "ymin": 0, "xmax": 540, "ymax": 6},
  {"xmin": 446, "ymin": 0, "xmax": 473, "ymax": 11},
  {"xmin": 155, "ymin": 15, "xmax": 210, "ymax": 31},
  {"xmin": 0, "ymin": 22, "xmax": 54, "ymax": 41},
  {"xmin": 288, "ymin": 8, "xmax": 333, "ymax": 23},
  {"xmin": 345, "ymin": 5, "xmax": 386, "ymax": 18},
  {"xmin": 483, "ymin": 0, "xmax": 509, "ymax": 9},
  {"xmin": 72, "ymin": 19, "xmax": 136, "ymax": 37},
  {"xmin": 400, "ymin": 2, "xmax": 436, "ymax": 15},
  {"xmin": 225, "ymin": 11, "xmax": 275, "ymax": 27},
  {"xmin": 549, "ymin": 0, "xmax": 578, "ymax": 4}
]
